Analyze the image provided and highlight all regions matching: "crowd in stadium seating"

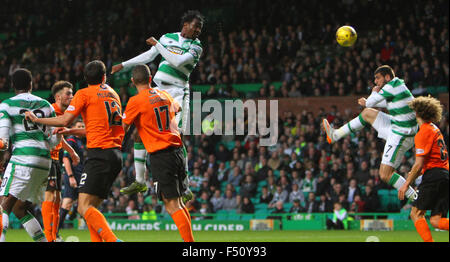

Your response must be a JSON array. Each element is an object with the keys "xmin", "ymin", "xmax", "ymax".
[
  {"xmin": 0, "ymin": 0, "xmax": 449, "ymax": 222},
  {"xmin": 0, "ymin": 0, "xmax": 448, "ymax": 97}
]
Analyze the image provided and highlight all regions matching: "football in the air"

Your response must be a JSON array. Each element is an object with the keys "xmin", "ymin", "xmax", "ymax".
[{"xmin": 336, "ymin": 25, "xmax": 357, "ymax": 47}]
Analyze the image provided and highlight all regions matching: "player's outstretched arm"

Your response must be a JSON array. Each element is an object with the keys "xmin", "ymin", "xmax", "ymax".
[
  {"xmin": 25, "ymin": 111, "xmax": 76, "ymax": 127},
  {"xmin": 147, "ymin": 37, "xmax": 195, "ymax": 67},
  {"xmin": 57, "ymin": 127, "xmax": 86, "ymax": 137},
  {"xmin": 112, "ymin": 45, "xmax": 160, "ymax": 74}
]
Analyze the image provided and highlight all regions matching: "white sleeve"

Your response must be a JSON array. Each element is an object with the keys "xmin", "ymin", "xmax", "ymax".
[
  {"xmin": 373, "ymin": 100, "xmax": 387, "ymax": 108},
  {"xmin": 122, "ymin": 46, "xmax": 160, "ymax": 68},
  {"xmin": 366, "ymin": 91, "xmax": 386, "ymax": 108},
  {"xmin": 154, "ymin": 42, "xmax": 194, "ymax": 67}
]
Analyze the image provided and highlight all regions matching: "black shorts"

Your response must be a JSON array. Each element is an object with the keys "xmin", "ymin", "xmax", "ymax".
[
  {"xmin": 412, "ymin": 168, "xmax": 449, "ymax": 217},
  {"xmin": 62, "ymin": 172, "xmax": 82, "ymax": 200},
  {"xmin": 78, "ymin": 148, "xmax": 123, "ymax": 199},
  {"xmin": 149, "ymin": 146, "xmax": 186, "ymax": 201},
  {"xmin": 46, "ymin": 160, "xmax": 62, "ymax": 191}
]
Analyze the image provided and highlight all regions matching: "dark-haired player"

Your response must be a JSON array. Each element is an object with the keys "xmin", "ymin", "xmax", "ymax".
[
  {"xmin": 322, "ymin": 65, "xmax": 418, "ymax": 201},
  {"xmin": 25, "ymin": 60, "xmax": 124, "ymax": 242},
  {"xmin": 0, "ymin": 68, "xmax": 62, "ymax": 242},
  {"xmin": 42, "ymin": 80, "xmax": 80, "ymax": 242},
  {"xmin": 398, "ymin": 95, "xmax": 449, "ymax": 242},
  {"xmin": 111, "ymin": 11, "xmax": 204, "ymax": 202}
]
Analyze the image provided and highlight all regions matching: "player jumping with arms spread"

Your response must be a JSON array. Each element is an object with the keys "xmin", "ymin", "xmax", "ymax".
[
  {"xmin": 322, "ymin": 65, "xmax": 418, "ymax": 201},
  {"xmin": 111, "ymin": 10, "xmax": 204, "ymax": 202}
]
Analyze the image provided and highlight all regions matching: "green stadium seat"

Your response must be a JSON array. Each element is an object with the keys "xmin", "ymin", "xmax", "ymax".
[
  {"xmin": 255, "ymin": 203, "xmax": 268, "ymax": 210},
  {"xmin": 284, "ymin": 202, "xmax": 293, "ymax": 210},
  {"xmin": 216, "ymin": 210, "xmax": 229, "ymax": 220},
  {"xmin": 241, "ymin": 214, "xmax": 254, "ymax": 220}
]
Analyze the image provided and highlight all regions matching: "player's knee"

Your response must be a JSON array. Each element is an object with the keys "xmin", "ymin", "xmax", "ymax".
[
  {"xmin": 361, "ymin": 108, "xmax": 378, "ymax": 124},
  {"xmin": 163, "ymin": 198, "xmax": 181, "ymax": 215}
]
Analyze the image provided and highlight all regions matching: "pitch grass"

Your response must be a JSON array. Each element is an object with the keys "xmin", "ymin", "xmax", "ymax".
[{"xmin": 4, "ymin": 229, "xmax": 449, "ymax": 242}]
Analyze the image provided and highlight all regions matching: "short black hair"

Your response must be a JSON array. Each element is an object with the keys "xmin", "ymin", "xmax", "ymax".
[
  {"xmin": 12, "ymin": 68, "xmax": 32, "ymax": 91},
  {"xmin": 374, "ymin": 65, "xmax": 395, "ymax": 79},
  {"xmin": 132, "ymin": 64, "xmax": 151, "ymax": 86},
  {"xmin": 51, "ymin": 80, "xmax": 73, "ymax": 96},
  {"xmin": 181, "ymin": 10, "xmax": 204, "ymax": 27},
  {"xmin": 84, "ymin": 60, "xmax": 106, "ymax": 85}
]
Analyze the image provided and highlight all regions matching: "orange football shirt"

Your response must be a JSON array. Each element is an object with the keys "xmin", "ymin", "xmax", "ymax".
[
  {"xmin": 50, "ymin": 103, "xmax": 64, "ymax": 160},
  {"xmin": 122, "ymin": 88, "xmax": 182, "ymax": 153},
  {"xmin": 66, "ymin": 83, "xmax": 124, "ymax": 149},
  {"xmin": 415, "ymin": 122, "xmax": 449, "ymax": 173}
]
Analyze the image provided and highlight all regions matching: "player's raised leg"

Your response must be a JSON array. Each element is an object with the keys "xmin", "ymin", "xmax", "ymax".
[{"xmin": 322, "ymin": 108, "xmax": 376, "ymax": 144}]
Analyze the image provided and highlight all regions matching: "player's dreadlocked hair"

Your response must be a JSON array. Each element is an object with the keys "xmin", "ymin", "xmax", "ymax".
[
  {"xmin": 408, "ymin": 95, "xmax": 443, "ymax": 124},
  {"xmin": 181, "ymin": 10, "xmax": 204, "ymax": 27}
]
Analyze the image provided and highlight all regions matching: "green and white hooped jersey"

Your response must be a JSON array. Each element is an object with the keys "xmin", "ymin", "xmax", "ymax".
[
  {"xmin": 154, "ymin": 32, "xmax": 203, "ymax": 88},
  {"xmin": 370, "ymin": 78, "xmax": 418, "ymax": 136},
  {"xmin": 0, "ymin": 93, "xmax": 56, "ymax": 171}
]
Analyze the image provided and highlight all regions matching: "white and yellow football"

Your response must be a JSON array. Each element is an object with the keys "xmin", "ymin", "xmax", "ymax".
[{"xmin": 336, "ymin": 25, "xmax": 357, "ymax": 47}]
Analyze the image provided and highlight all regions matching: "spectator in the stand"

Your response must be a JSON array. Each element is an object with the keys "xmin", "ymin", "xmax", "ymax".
[
  {"xmin": 259, "ymin": 186, "xmax": 273, "ymax": 204},
  {"xmin": 362, "ymin": 185, "xmax": 380, "ymax": 212},
  {"xmin": 304, "ymin": 192, "xmax": 318, "ymax": 213},
  {"xmin": 223, "ymin": 189, "xmax": 238, "ymax": 211},
  {"xmin": 288, "ymin": 183, "xmax": 305, "ymax": 205},
  {"xmin": 345, "ymin": 178, "xmax": 362, "ymax": 204},
  {"xmin": 240, "ymin": 175, "xmax": 257, "ymax": 198},
  {"xmin": 228, "ymin": 166, "xmax": 243, "ymax": 187},
  {"xmin": 299, "ymin": 170, "xmax": 317, "ymax": 194},
  {"xmin": 210, "ymin": 189, "xmax": 225, "ymax": 212},
  {"xmin": 241, "ymin": 197, "xmax": 255, "ymax": 214},
  {"xmin": 289, "ymin": 199, "xmax": 306, "ymax": 214},
  {"xmin": 269, "ymin": 185, "xmax": 288, "ymax": 208},
  {"xmin": 316, "ymin": 194, "xmax": 333, "ymax": 213}
]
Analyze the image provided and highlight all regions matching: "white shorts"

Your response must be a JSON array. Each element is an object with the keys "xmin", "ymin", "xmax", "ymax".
[
  {"xmin": 156, "ymin": 84, "xmax": 190, "ymax": 134},
  {"xmin": 372, "ymin": 111, "xmax": 415, "ymax": 168},
  {"xmin": 0, "ymin": 163, "xmax": 48, "ymax": 204}
]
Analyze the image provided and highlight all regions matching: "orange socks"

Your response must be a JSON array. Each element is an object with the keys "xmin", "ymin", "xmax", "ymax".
[
  {"xmin": 171, "ymin": 209, "xmax": 194, "ymax": 242},
  {"xmin": 182, "ymin": 206, "xmax": 191, "ymax": 223},
  {"xmin": 41, "ymin": 201, "xmax": 54, "ymax": 242},
  {"xmin": 84, "ymin": 207, "xmax": 118, "ymax": 242},
  {"xmin": 87, "ymin": 223, "xmax": 103, "ymax": 242},
  {"xmin": 414, "ymin": 218, "xmax": 434, "ymax": 242},
  {"xmin": 52, "ymin": 201, "xmax": 60, "ymax": 240},
  {"xmin": 438, "ymin": 218, "xmax": 449, "ymax": 231}
]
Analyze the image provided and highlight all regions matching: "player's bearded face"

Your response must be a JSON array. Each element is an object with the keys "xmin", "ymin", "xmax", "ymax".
[{"xmin": 374, "ymin": 73, "xmax": 387, "ymax": 88}]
